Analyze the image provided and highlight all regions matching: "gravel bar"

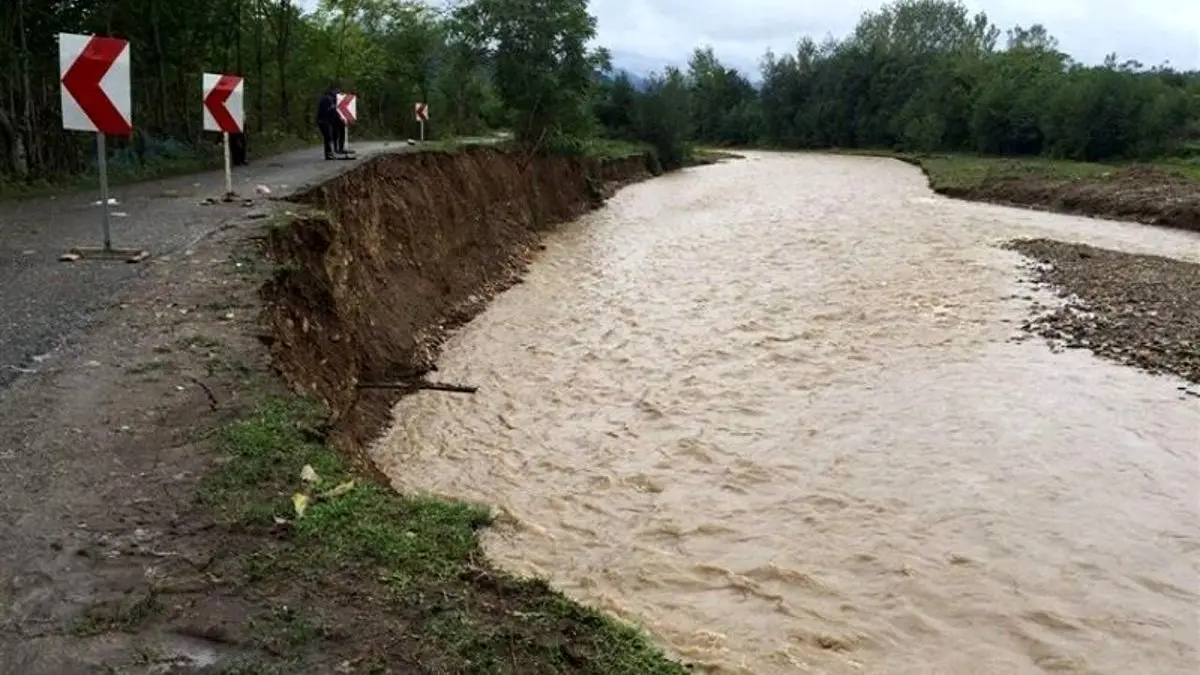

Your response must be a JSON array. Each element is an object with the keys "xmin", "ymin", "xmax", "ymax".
[{"xmin": 1004, "ymin": 237, "xmax": 1200, "ymax": 387}]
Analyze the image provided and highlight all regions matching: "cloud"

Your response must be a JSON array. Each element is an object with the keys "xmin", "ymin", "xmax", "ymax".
[
  {"xmin": 295, "ymin": 1, "xmax": 1199, "ymax": 76},
  {"xmin": 591, "ymin": 0, "xmax": 1200, "ymax": 75}
]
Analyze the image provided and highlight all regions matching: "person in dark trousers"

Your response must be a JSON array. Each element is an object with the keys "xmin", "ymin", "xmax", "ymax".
[
  {"xmin": 230, "ymin": 131, "xmax": 248, "ymax": 166},
  {"xmin": 330, "ymin": 106, "xmax": 347, "ymax": 155},
  {"xmin": 316, "ymin": 83, "xmax": 338, "ymax": 160}
]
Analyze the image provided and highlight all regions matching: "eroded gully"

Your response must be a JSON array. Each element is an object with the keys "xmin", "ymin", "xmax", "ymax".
[{"xmin": 371, "ymin": 152, "xmax": 1200, "ymax": 674}]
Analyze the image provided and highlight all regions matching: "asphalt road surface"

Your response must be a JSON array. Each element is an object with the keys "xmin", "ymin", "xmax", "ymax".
[{"xmin": 0, "ymin": 141, "xmax": 403, "ymax": 389}]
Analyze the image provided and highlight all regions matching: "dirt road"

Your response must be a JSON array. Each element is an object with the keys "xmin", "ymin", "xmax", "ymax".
[{"xmin": 0, "ymin": 142, "xmax": 403, "ymax": 673}]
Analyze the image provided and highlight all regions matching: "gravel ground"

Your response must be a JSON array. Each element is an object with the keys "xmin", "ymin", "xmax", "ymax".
[
  {"xmin": 0, "ymin": 142, "xmax": 402, "ymax": 389},
  {"xmin": 1004, "ymin": 237, "xmax": 1200, "ymax": 388}
]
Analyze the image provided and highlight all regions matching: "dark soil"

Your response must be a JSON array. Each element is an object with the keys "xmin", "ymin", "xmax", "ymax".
[
  {"xmin": 1004, "ymin": 237, "xmax": 1200, "ymax": 388},
  {"xmin": 264, "ymin": 147, "xmax": 654, "ymax": 470}
]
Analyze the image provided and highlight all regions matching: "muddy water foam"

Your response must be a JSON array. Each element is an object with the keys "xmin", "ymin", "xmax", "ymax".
[{"xmin": 372, "ymin": 153, "xmax": 1200, "ymax": 674}]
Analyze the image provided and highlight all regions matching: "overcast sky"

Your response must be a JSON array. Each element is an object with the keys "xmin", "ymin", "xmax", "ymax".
[
  {"xmin": 591, "ymin": 0, "xmax": 1199, "ymax": 76},
  {"xmin": 299, "ymin": 1, "xmax": 1199, "ymax": 76}
]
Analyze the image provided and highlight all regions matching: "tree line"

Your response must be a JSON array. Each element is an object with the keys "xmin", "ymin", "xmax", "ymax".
[
  {"xmin": 2, "ymin": 0, "xmax": 1196, "ymax": 187},
  {"xmin": 0, "ymin": 0, "xmax": 509, "ymax": 183},
  {"xmin": 600, "ymin": 0, "xmax": 1200, "ymax": 165}
]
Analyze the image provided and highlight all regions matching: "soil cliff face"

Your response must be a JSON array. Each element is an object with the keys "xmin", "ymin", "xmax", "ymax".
[{"xmin": 261, "ymin": 146, "xmax": 653, "ymax": 468}]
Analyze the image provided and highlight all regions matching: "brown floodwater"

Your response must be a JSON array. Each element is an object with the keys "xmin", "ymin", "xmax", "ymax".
[{"xmin": 372, "ymin": 153, "xmax": 1200, "ymax": 674}]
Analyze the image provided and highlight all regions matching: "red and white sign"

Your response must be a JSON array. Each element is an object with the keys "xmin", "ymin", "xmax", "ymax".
[
  {"xmin": 203, "ymin": 73, "xmax": 244, "ymax": 134},
  {"xmin": 59, "ymin": 33, "xmax": 132, "ymax": 135},
  {"xmin": 414, "ymin": 102, "xmax": 429, "ymax": 122},
  {"xmin": 336, "ymin": 92, "xmax": 357, "ymax": 124}
]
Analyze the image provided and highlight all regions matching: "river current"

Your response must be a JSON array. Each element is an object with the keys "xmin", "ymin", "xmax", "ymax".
[{"xmin": 372, "ymin": 152, "xmax": 1200, "ymax": 674}]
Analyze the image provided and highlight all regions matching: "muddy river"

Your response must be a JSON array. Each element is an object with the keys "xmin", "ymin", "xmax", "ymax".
[{"xmin": 372, "ymin": 153, "xmax": 1200, "ymax": 674}]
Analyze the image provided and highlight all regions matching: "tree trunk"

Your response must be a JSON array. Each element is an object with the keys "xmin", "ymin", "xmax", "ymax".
[
  {"xmin": 15, "ymin": 0, "xmax": 35, "ymax": 175},
  {"xmin": 150, "ymin": 0, "xmax": 169, "ymax": 132},
  {"xmin": 274, "ymin": 1, "xmax": 292, "ymax": 126},
  {"xmin": 254, "ymin": 0, "xmax": 266, "ymax": 132}
]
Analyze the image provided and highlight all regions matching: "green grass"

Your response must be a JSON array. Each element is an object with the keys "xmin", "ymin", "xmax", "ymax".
[
  {"xmin": 73, "ymin": 590, "xmax": 162, "ymax": 637},
  {"xmin": 1152, "ymin": 156, "xmax": 1200, "ymax": 180},
  {"xmin": 687, "ymin": 147, "xmax": 745, "ymax": 166},
  {"xmin": 421, "ymin": 134, "xmax": 652, "ymax": 164},
  {"xmin": 175, "ymin": 334, "xmax": 225, "ymax": 351},
  {"xmin": 823, "ymin": 149, "xmax": 1200, "ymax": 191},
  {"xmin": 576, "ymin": 138, "xmax": 652, "ymax": 160},
  {"xmin": 0, "ymin": 154, "xmax": 215, "ymax": 202},
  {"xmin": 418, "ymin": 136, "xmax": 509, "ymax": 153},
  {"xmin": 127, "ymin": 357, "xmax": 176, "ymax": 376},
  {"xmin": 361, "ymin": 134, "xmax": 505, "ymax": 156},
  {"xmin": 0, "ymin": 133, "xmax": 314, "ymax": 202},
  {"xmin": 200, "ymin": 397, "xmax": 687, "ymax": 674},
  {"xmin": 918, "ymin": 154, "xmax": 1200, "ymax": 191},
  {"xmin": 0, "ymin": 130, "xmax": 513, "ymax": 203},
  {"xmin": 913, "ymin": 154, "xmax": 1118, "ymax": 191}
]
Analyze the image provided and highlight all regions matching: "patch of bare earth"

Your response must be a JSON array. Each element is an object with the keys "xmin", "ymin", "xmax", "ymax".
[{"xmin": 0, "ymin": 208, "xmax": 291, "ymax": 673}]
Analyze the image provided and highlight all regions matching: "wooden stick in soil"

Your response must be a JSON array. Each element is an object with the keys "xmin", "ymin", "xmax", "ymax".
[{"xmin": 357, "ymin": 380, "xmax": 478, "ymax": 394}]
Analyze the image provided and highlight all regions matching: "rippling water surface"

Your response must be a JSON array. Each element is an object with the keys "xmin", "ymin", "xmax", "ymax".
[{"xmin": 373, "ymin": 153, "xmax": 1200, "ymax": 674}]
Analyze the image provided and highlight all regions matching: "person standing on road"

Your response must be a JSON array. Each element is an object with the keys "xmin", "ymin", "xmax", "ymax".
[
  {"xmin": 330, "ymin": 95, "xmax": 347, "ymax": 155},
  {"xmin": 316, "ymin": 83, "xmax": 339, "ymax": 160}
]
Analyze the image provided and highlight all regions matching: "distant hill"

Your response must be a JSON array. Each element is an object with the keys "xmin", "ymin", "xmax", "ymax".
[
  {"xmin": 622, "ymin": 70, "xmax": 651, "ymax": 91},
  {"xmin": 608, "ymin": 50, "xmax": 676, "ymax": 87},
  {"xmin": 606, "ymin": 50, "xmax": 760, "ymax": 89},
  {"xmin": 598, "ymin": 69, "xmax": 651, "ymax": 91}
]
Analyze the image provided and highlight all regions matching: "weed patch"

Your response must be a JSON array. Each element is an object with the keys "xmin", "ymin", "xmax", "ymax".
[
  {"xmin": 194, "ymin": 397, "xmax": 688, "ymax": 673},
  {"xmin": 74, "ymin": 590, "xmax": 162, "ymax": 636},
  {"xmin": 127, "ymin": 357, "xmax": 175, "ymax": 375}
]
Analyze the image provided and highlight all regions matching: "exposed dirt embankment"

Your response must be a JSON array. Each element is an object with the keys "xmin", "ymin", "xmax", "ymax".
[
  {"xmin": 261, "ymin": 145, "xmax": 653, "ymax": 465},
  {"xmin": 933, "ymin": 165, "xmax": 1200, "ymax": 233}
]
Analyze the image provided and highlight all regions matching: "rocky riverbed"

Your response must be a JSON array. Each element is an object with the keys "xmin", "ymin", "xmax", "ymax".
[{"xmin": 1005, "ymin": 237, "xmax": 1200, "ymax": 392}]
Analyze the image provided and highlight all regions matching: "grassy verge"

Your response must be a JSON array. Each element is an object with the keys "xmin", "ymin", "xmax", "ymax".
[
  {"xmin": 820, "ymin": 148, "xmax": 1200, "ymax": 190},
  {"xmin": 0, "ymin": 132, "xmax": 316, "ymax": 202},
  {"xmin": 910, "ymin": 154, "xmax": 1200, "ymax": 192},
  {"xmin": 201, "ymin": 396, "xmax": 687, "ymax": 673},
  {"xmin": 824, "ymin": 149, "xmax": 1200, "ymax": 232},
  {"xmin": 0, "ymin": 127, "xmax": 503, "ymax": 202},
  {"xmin": 577, "ymin": 140, "xmax": 745, "ymax": 166},
  {"xmin": 687, "ymin": 148, "xmax": 745, "ymax": 166},
  {"xmin": 910, "ymin": 154, "xmax": 1113, "ymax": 191},
  {"xmin": 575, "ymin": 138, "xmax": 653, "ymax": 160}
]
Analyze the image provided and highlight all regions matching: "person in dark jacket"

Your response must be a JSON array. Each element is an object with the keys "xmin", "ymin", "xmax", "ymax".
[{"xmin": 316, "ymin": 84, "xmax": 338, "ymax": 159}]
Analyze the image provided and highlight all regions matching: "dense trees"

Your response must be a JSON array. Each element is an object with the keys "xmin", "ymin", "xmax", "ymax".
[
  {"xmin": 0, "ymin": 0, "xmax": 506, "ymax": 183},
  {"xmin": 598, "ymin": 0, "xmax": 1199, "ymax": 163},
  {"xmin": 449, "ymin": 0, "xmax": 604, "ymax": 145},
  {"xmin": 2, "ymin": 0, "xmax": 1196, "ymax": 188}
]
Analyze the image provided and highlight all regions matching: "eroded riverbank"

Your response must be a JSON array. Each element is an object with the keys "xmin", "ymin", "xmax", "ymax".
[
  {"xmin": 8, "ymin": 144, "xmax": 1196, "ymax": 673},
  {"xmin": 252, "ymin": 145, "xmax": 693, "ymax": 672},
  {"xmin": 374, "ymin": 152, "xmax": 1200, "ymax": 674},
  {"xmin": 0, "ymin": 144, "xmax": 692, "ymax": 674}
]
